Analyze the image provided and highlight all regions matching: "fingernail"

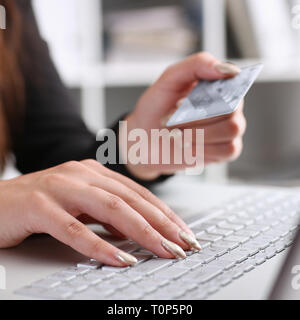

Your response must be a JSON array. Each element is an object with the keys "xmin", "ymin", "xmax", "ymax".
[
  {"xmin": 160, "ymin": 115, "xmax": 172, "ymax": 127},
  {"xmin": 179, "ymin": 231, "xmax": 202, "ymax": 251},
  {"xmin": 176, "ymin": 98, "xmax": 185, "ymax": 109},
  {"xmin": 215, "ymin": 62, "xmax": 241, "ymax": 75},
  {"xmin": 116, "ymin": 251, "xmax": 138, "ymax": 266},
  {"xmin": 162, "ymin": 239, "xmax": 186, "ymax": 259}
]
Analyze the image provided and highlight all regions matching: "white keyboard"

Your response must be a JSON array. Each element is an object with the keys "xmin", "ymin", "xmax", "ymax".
[{"xmin": 15, "ymin": 190, "xmax": 300, "ymax": 300}]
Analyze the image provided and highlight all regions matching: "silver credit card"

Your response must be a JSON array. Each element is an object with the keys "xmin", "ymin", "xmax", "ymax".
[{"xmin": 166, "ymin": 63, "xmax": 264, "ymax": 127}]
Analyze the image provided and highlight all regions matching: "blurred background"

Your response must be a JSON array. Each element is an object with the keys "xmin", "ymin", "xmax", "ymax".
[{"xmin": 5, "ymin": 0, "xmax": 300, "ymax": 186}]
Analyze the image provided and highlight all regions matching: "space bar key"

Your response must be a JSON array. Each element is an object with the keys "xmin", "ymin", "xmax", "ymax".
[{"xmin": 130, "ymin": 259, "xmax": 173, "ymax": 275}]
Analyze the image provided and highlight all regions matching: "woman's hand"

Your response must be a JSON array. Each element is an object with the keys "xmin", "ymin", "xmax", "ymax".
[
  {"xmin": 0, "ymin": 160, "xmax": 201, "ymax": 266},
  {"xmin": 124, "ymin": 52, "xmax": 246, "ymax": 180}
]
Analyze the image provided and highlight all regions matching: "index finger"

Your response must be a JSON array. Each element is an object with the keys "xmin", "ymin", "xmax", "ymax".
[
  {"xmin": 81, "ymin": 160, "xmax": 194, "ymax": 237},
  {"xmin": 168, "ymin": 100, "xmax": 245, "ymax": 130},
  {"xmin": 38, "ymin": 205, "xmax": 137, "ymax": 267}
]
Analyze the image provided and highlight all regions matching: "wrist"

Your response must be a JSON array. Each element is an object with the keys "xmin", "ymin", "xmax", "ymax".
[{"xmin": 120, "ymin": 113, "xmax": 161, "ymax": 181}]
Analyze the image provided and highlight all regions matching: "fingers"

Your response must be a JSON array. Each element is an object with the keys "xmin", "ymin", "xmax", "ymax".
[
  {"xmin": 93, "ymin": 179, "xmax": 190, "ymax": 249},
  {"xmin": 82, "ymin": 160, "xmax": 195, "ymax": 238},
  {"xmin": 76, "ymin": 186, "xmax": 187, "ymax": 259},
  {"xmin": 36, "ymin": 204, "xmax": 137, "ymax": 267},
  {"xmin": 170, "ymin": 99, "xmax": 245, "ymax": 129},
  {"xmin": 43, "ymin": 162, "xmax": 199, "ymax": 257},
  {"xmin": 178, "ymin": 110, "xmax": 246, "ymax": 145},
  {"xmin": 204, "ymin": 138, "xmax": 243, "ymax": 162},
  {"xmin": 41, "ymin": 171, "xmax": 188, "ymax": 259},
  {"xmin": 156, "ymin": 52, "xmax": 240, "ymax": 94},
  {"xmin": 77, "ymin": 215, "xmax": 127, "ymax": 239},
  {"xmin": 204, "ymin": 114, "xmax": 246, "ymax": 144}
]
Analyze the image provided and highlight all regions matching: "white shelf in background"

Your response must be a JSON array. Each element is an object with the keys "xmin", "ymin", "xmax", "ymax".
[
  {"xmin": 63, "ymin": 57, "xmax": 300, "ymax": 88},
  {"xmin": 103, "ymin": 61, "xmax": 178, "ymax": 87}
]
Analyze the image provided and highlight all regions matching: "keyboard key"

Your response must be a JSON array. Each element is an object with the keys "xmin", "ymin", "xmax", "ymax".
[
  {"xmin": 162, "ymin": 283, "xmax": 188, "ymax": 298},
  {"xmin": 41, "ymin": 287, "xmax": 73, "ymax": 299},
  {"xmin": 214, "ymin": 240, "xmax": 239, "ymax": 251},
  {"xmin": 197, "ymin": 240, "xmax": 211, "ymax": 249},
  {"xmin": 153, "ymin": 267, "xmax": 188, "ymax": 280},
  {"xmin": 189, "ymin": 266, "xmax": 223, "ymax": 284},
  {"xmin": 105, "ymin": 278, "xmax": 130, "ymax": 289},
  {"xmin": 255, "ymin": 257, "xmax": 266, "ymax": 265},
  {"xmin": 244, "ymin": 265, "xmax": 255, "ymax": 272},
  {"xmin": 218, "ymin": 221, "xmax": 244, "ymax": 231},
  {"xmin": 236, "ymin": 229, "xmax": 260, "ymax": 238},
  {"xmin": 208, "ymin": 259, "xmax": 236, "ymax": 271},
  {"xmin": 81, "ymin": 273, "xmax": 103, "ymax": 285},
  {"xmin": 197, "ymin": 233, "xmax": 222, "ymax": 242},
  {"xmin": 220, "ymin": 277, "xmax": 232, "ymax": 287},
  {"xmin": 102, "ymin": 266, "xmax": 129, "ymax": 273},
  {"xmin": 66, "ymin": 278, "xmax": 89, "ymax": 292},
  {"xmin": 63, "ymin": 267, "xmax": 90, "ymax": 275},
  {"xmin": 232, "ymin": 271, "xmax": 244, "ymax": 279},
  {"xmin": 247, "ymin": 224, "xmax": 270, "ymax": 233},
  {"xmin": 48, "ymin": 272, "xmax": 76, "ymax": 282},
  {"xmin": 86, "ymin": 269, "xmax": 116, "ymax": 280},
  {"xmin": 190, "ymin": 252, "xmax": 216, "ymax": 264},
  {"xmin": 15, "ymin": 286, "xmax": 46, "ymax": 299},
  {"xmin": 134, "ymin": 279, "xmax": 160, "ymax": 294},
  {"xmin": 229, "ymin": 217, "xmax": 254, "ymax": 226},
  {"xmin": 264, "ymin": 247, "xmax": 277, "ymax": 259},
  {"xmin": 205, "ymin": 246, "xmax": 228, "ymax": 257},
  {"xmin": 118, "ymin": 242, "xmax": 140, "ymax": 253},
  {"xmin": 256, "ymin": 235, "xmax": 276, "ymax": 246},
  {"xmin": 31, "ymin": 278, "xmax": 61, "ymax": 289},
  {"xmin": 72, "ymin": 288, "xmax": 108, "ymax": 300},
  {"xmin": 132, "ymin": 258, "xmax": 173, "ymax": 275},
  {"xmin": 133, "ymin": 252, "xmax": 153, "ymax": 264},
  {"xmin": 224, "ymin": 249, "xmax": 249, "ymax": 263},
  {"xmin": 191, "ymin": 222, "xmax": 217, "ymax": 233},
  {"xmin": 225, "ymin": 235, "xmax": 250, "ymax": 244},
  {"xmin": 175, "ymin": 259, "xmax": 203, "ymax": 270},
  {"xmin": 274, "ymin": 241, "xmax": 286, "ymax": 253},
  {"xmin": 246, "ymin": 240, "xmax": 269, "ymax": 251},
  {"xmin": 113, "ymin": 286, "xmax": 144, "ymax": 300},
  {"xmin": 77, "ymin": 259, "xmax": 102, "ymax": 270},
  {"xmin": 95, "ymin": 282, "xmax": 118, "ymax": 294},
  {"xmin": 82, "ymin": 269, "xmax": 115, "ymax": 282},
  {"xmin": 241, "ymin": 244, "xmax": 260, "ymax": 256},
  {"xmin": 182, "ymin": 289, "xmax": 207, "ymax": 300},
  {"xmin": 210, "ymin": 228, "xmax": 234, "ymax": 237},
  {"xmin": 118, "ymin": 272, "xmax": 143, "ymax": 283}
]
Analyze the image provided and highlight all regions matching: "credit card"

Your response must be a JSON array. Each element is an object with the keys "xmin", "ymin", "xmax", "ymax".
[{"xmin": 166, "ymin": 63, "xmax": 264, "ymax": 127}]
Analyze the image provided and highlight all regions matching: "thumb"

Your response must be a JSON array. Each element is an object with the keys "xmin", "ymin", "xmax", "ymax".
[{"xmin": 155, "ymin": 52, "xmax": 240, "ymax": 95}]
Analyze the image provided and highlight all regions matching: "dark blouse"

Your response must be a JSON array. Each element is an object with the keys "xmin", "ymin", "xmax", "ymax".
[{"xmin": 11, "ymin": 0, "xmax": 169, "ymax": 187}]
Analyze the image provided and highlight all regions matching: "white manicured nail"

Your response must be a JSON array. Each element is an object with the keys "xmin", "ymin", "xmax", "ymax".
[
  {"xmin": 176, "ymin": 98, "xmax": 185, "ymax": 109},
  {"xmin": 215, "ymin": 62, "xmax": 241, "ymax": 75},
  {"xmin": 160, "ymin": 115, "xmax": 172, "ymax": 127},
  {"xmin": 116, "ymin": 251, "xmax": 137, "ymax": 266},
  {"xmin": 179, "ymin": 231, "xmax": 202, "ymax": 251},
  {"xmin": 162, "ymin": 239, "xmax": 186, "ymax": 259}
]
